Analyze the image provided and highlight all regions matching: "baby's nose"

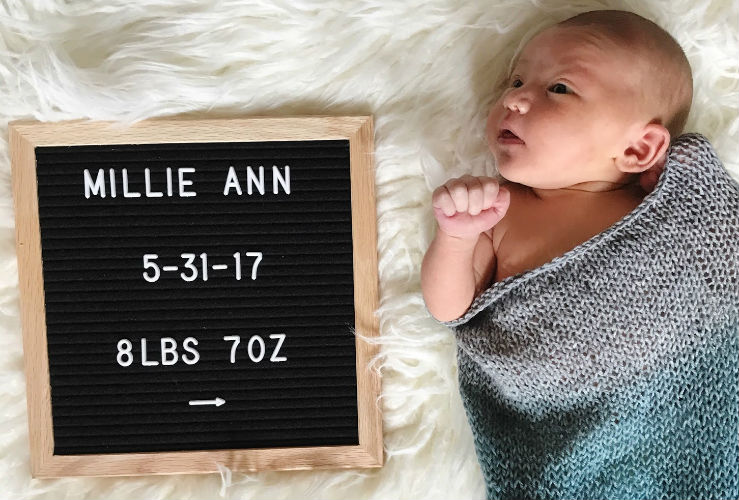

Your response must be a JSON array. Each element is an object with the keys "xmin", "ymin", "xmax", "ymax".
[{"xmin": 503, "ymin": 90, "xmax": 531, "ymax": 114}]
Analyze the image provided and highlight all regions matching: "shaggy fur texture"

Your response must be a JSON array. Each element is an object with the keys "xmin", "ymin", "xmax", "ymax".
[{"xmin": 0, "ymin": 1, "xmax": 736, "ymax": 499}]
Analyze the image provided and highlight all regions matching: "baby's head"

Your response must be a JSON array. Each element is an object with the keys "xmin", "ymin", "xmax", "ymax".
[{"xmin": 487, "ymin": 10, "xmax": 693, "ymax": 190}]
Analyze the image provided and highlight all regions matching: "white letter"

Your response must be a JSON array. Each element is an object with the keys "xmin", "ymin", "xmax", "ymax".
[
  {"xmin": 248, "ymin": 335, "xmax": 266, "ymax": 362},
  {"xmin": 179, "ymin": 168, "xmax": 196, "ymax": 197},
  {"xmin": 246, "ymin": 166, "xmax": 265, "ymax": 195},
  {"xmin": 142, "ymin": 254, "xmax": 160, "ymax": 282},
  {"xmin": 233, "ymin": 252, "xmax": 241, "ymax": 280},
  {"xmin": 144, "ymin": 168, "xmax": 163, "ymax": 197},
  {"xmin": 270, "ymin": 334, "xmax": 287, "ymax": 362},
  {"xmin": 84, "ymin": 169, "xmax": 106, "ymax": 198},
  {"xmin": 223, "ymin": 335, "xmax": 240, "ymax": 363},
  {"xmin": 116, "ymin": 339, "xmax": 133, "ymax": 367},
  {"xmin": 180, "ymin": 253, "xmax": 198, "ymax": 282},
  {"xmin": 161, "ymin": 337, "xmax": 178, "ymax": 366},
  {"xmin": 122, "ymin": 168, "xmax": 141, "ymax": 198},
  {"xmin": 166, "ymin": 167, "xmax": 173, "ymax": 196},
  {"xmin": 273, "ymin": 165, "xmax": 290, "ymax": 194},
  {"xmin": 141, "ymin": 338, "xmax": 159, "ymax": 366},
  {"xmin": 245, "ymin": 252, "xmax": 262, "ymax": 280},
  {"xmin": 108, "ymin": 168, "xmax": 117, "ymax": 198},
  {"xmin": 182, "ymin": 337, "xmax": 200, "ymax": 365},
  {"xmin": 223, "ymin": 166, "xmax": 242, "ymax": 195}
]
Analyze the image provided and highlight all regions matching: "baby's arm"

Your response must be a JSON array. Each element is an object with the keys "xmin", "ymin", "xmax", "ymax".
[{"xmin": 421, "ymin": 176, "xmax": 510, "ymax": 322}]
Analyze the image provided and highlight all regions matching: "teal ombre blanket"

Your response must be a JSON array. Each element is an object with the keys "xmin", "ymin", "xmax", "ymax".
[{"xmin": 443, "ymin": 134, "xmax": 739, "ymax": 500}]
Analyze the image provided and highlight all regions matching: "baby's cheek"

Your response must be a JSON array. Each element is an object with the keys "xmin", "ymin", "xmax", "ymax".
[
  {"xmin": 557, "ymin": 135, "xmax": 596, "ymax": 167},
  {"xmin": 485, "ymin": 116, "xmax": 498, "ymax": 146},
  {"xmin": 486, "ymin": 103, "xmax": 506, "ymax": 133}
]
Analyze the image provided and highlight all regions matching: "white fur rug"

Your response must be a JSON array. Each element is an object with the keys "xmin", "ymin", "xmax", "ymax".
[{"xmin": 1, "ymin": 1, "xmax": 737, "ymax": 499}]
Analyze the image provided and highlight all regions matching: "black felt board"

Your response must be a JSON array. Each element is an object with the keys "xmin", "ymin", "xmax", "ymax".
[{"xmin": 35, "ymin": 140, "xmax": 359, "ymax": 454}]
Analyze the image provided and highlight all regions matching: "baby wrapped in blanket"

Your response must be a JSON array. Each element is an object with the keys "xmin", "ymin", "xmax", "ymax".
[{"xmin": 421, "ymin": 10, "xmax": 738, "ymax": 500}]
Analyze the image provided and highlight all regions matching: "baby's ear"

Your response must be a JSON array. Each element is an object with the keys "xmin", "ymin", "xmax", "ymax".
[{"xmin": 616, "ymin": 123, "xmax": 670, "ymax": 173}]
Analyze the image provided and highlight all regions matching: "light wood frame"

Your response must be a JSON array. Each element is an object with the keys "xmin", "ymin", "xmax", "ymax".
[{"xmin": 9, "ymin": 116, "xmax": 382, "ymax": 477}]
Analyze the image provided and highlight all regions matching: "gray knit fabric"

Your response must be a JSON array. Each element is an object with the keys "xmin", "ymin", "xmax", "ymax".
[{"xmin": 442, "ymin": 133, "xmax": 739, "ymax": 500}]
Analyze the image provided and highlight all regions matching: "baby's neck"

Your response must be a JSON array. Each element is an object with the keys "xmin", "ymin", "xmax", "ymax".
[{"xmin": 528, "ymin": 177, "xmax": 644, "ymax": 200}]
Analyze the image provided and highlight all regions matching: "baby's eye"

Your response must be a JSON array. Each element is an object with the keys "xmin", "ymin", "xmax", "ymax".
[
  {"xmin": 511, "ymin": 78, "xmax": 523, "ymax": 88},
  {"xmin": 548, "ymin": 83, "xmax": 570, "ymax": 94}
]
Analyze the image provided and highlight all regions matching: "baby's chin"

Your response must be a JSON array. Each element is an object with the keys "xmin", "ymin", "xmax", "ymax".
[
  {"xmin": 498, "ymin": 174, "xmax": 532, "ymax": 187},
  {"xmin": 495, "ymin": 157, "xmax": 533, "ymax": 186},
  {"xmin": 496, "ymin": 159, "xmax": 562, "ymax": 189}
]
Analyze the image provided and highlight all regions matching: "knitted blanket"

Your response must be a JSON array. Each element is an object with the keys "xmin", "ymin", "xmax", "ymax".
[{"xmin": 443, "ymin": 134, "xmax": 739, "ymax": 500}]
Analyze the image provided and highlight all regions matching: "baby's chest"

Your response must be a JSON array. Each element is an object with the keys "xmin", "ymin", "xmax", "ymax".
[
  {"xmin": 494, "ymin": 219, "xmax": 592, "ymax": 282},
  {"xmin": 493, "ymin": 190, "xmax": 638, "ymax": 282}
]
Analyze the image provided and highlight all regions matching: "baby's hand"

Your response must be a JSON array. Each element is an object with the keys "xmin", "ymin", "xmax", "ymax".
[{"xmin": 432, "ymin": 175, "xmax": 510, "ymax": 240}]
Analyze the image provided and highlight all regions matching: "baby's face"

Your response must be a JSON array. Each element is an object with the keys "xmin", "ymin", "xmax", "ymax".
[{"xmin": 487, "ymin": 26, "xmax": 645, "ymax": 189}]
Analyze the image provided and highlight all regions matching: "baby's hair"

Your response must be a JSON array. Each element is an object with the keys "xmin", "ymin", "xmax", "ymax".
[{"xmin": 504, "ymin": 10, "xmax": 693, "ymax": 138}]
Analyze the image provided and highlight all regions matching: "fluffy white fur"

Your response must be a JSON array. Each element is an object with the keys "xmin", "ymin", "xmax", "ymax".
[{"xmin": 0, "ymin": 1, "xmax": 737, "ymax": 498}]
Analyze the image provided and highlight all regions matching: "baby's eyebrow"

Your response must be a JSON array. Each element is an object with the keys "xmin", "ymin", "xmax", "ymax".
[
  {"xmin": 554, "ymin": 63, "xmax": 594, "ymax": 83},
  {"xmin": 507, "ymin": 57, "xmax": 595, "ymax": 86},
  {"xmin": 510, "ymin": 56, "xmax": 529, "ymax": 72}
]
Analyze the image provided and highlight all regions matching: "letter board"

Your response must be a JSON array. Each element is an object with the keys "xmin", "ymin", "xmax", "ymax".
[{"xmin": 9, "ymin": 116, "xmax": 382, "ymax": 477}]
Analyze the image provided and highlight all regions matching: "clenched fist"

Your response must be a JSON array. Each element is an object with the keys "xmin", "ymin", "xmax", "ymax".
[{"xmin": 432, "ymin": 175, "xmax": 510, "ymax": 240}]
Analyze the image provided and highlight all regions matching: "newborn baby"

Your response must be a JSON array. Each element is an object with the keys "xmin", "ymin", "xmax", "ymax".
[
  {"xmin": 421, "ymin": 9, "xmax": 739, "ymax": 500},
  {"xmin": 422, "ymin": 9, "xmax": 692, "ymax": 322}
]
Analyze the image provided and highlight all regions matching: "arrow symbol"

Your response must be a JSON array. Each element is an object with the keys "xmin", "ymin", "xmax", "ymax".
[{"xmin": 188, "ymin": 397, "xmax": 225, "ymax": 407}]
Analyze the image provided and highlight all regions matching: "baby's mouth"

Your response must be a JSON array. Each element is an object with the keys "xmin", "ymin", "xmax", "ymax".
[{"xmin": 497, "ymin": 129, "xmax": 525, "ymax": 145}]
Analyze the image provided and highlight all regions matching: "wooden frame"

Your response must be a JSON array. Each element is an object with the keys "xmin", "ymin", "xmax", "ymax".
[{"xmin": 9, "ymin": 116, "xmax": 382, "ymax": 477}]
